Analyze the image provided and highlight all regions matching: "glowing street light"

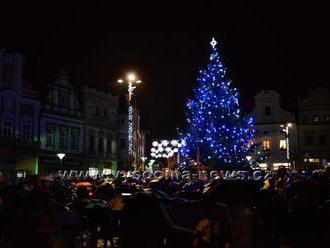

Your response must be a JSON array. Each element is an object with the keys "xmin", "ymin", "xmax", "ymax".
[
  {"xmin": 117, "ymin": 72, "xmax": 142, "ymax": 102},
  {"xmin": 246, "ymin": 155, "xmax": 252, "ymax": 165},
  {"xmin": 117, "ymin": 72, "xmax": 142, "ymax": 169},
  {"xmin": 57, "ymin": 153, "xmax": 66, "ymax": 170}
]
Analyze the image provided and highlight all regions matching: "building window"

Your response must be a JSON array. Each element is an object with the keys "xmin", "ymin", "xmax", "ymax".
[
  {"xmin": 104, "ymin": 109, "xmax": 107, "ymax": 119},
  {"xmin": 279, "ymin": 140, "xmax": 287, "ymax": 150},
  {"xmin": 98, "ymin": 137, "xmax": 104, "ymax": 152},
  {"xmin": 46, "ymin": 125, "xmax": 56, "ymax": 147},
  {"xmin": 264, "ymin": 106, "xmax": 271, "ymax": 116},
  {"xmin": 120, "ymin": 138, "xmax": 126, "ymax": 149},
  {"xmin": 59, "ymin": 127, "xmax": 67, "ymax": 149},
  {"xmin": 95, "ymin": 106, "xmax": 100, "ymax": 116},
  {"xmin": 107, "ymin": 138, "xmax": 112, "ymax": 153},
  {"xmin": 303, "ymin": 115, "xmax": 310, "ymax": 124},
  {"xmin": 2, "ymin": 119, "xmax": 13, "ymax": 137},
  {"xmin": 305, "ymin": 134, "xmax": 313, "ymax": 146},
  {"xmin": 89, "ymin": 135, "xmax": 95, "ymax": 151},
  {"xmin": 120, "ymin": 118, "xmax": 125, "ymax": 125},
  {"xmin": 71, "ymin": 128, "xmax": 80, "ymax": 151},
  {"xmin": 319, "ymin": 135, "xmax": 327, "ymax": 145},
  {"xmin": 312, "ymin": 115, "xmax": 320, "ymax": 124},
  {"xmin": 59, "ymin": 94, "xmax": 70, "ymax": 108},
  {"xmin": 324, "ymin": 115, "xmax": 330, "ymax": 124},
  {"xmin": 262, "ymin": 140, "xmax": 271, "ymax": 151},
  {"xmin": 21, "ymin": 121, "xmax": 33, "ymax": 140},
  {"xmin": 2, "ymin": 62, "xmax": 15, "ymax": 85}
]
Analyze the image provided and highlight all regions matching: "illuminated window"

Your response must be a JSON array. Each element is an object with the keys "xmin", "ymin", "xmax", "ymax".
[
  {"xmin": 262, "ymin": 140, "xmax": 270, "ymax": 151},
  {"xmin": 280, "ymin": 140, "xmax": 287, "ymax": 150}
]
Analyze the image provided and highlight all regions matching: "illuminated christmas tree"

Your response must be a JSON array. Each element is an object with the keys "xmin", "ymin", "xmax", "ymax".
[{"xmin": 180, "ymin": 38, "xmax": 255, "ymax": 167}]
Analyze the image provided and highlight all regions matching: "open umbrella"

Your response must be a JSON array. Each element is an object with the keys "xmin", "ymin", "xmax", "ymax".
[{"xmin": 75, "ymin": 182, "xmax": 93, "ymax": 188}]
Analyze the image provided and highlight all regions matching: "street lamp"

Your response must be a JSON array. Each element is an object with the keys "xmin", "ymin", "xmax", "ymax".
[
  {"xmin": 141, "ymin": 156, "xmax": 147, "ymax": 171},
  {"xmin": 246, "ymin": 155, "xmax": 252, "ymax": 165},
  {"xmin": 280, "ymin": 123, "xmax": 292, "ymax": 163},
  {"xmin": 57, "ymin": 153, "xmax": 66, "ymax": 171},
  {"xmin": 117, "ymin": 73, "xmax": 142, "ymax": 170}
]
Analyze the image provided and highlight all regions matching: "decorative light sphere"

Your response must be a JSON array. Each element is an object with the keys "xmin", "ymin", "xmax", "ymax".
[
  {"xmin": 152, "ymin": 141, "xmax": 158, "ymax": 147},
  {"xmin": 161, "ymin": 140, "xmax": 169, "ymax": 146},
  {"xmin": 170, "ymin": 140, "xmax": 178, "ymax": 146}
]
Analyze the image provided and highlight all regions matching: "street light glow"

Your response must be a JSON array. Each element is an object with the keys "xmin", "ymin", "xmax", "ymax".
[
  {"xmin": 117, "ymin": 79, "xmax": 124, "ymax": 83},
  {"xmin": 57, "ymin": 153, "xmax": 66, "ymax": 160},
  {"xmin": 287, "ymin": 123, "xmax": 292, "ymax": 127},
  {"xmin": 127, "ymin": 73, "xmax": 136, "ymax": 81}
]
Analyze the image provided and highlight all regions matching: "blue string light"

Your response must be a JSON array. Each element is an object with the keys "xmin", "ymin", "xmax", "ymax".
[{"xmin": 179, "ymin": 38, "xmax": 255, "ymax": 167}]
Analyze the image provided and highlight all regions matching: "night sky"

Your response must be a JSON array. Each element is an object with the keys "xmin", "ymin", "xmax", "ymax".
[{"xmin": 1, "ymin": 0, "xmax": 329, "ymax": 141}]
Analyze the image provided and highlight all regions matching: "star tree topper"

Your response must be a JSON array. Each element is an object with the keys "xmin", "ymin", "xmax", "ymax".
[{"xmin": 210, "ymin": 37, "xmax": 218, "ymax": 49}]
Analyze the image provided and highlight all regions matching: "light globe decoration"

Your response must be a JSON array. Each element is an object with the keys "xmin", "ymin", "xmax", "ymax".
[
  {"xmin": 150, "ymin": 139, "xmax": 182, "ymax": 166},
  {"xmin": 117, "ymin": 72, "xmax": 142, "ymax": 168}
]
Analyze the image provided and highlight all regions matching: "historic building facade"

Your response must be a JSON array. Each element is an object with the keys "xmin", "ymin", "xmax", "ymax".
[
  {"xmin": 81, "ymin": 85, "xmax": 118, "ymax": 172},
  {"xmin": 39, "ymin": 70, "xmax": 84, "ymax": 173},
  {"xmin": 0, "ymin": 49, "xmax": 40, "ymax": 178},
  {"xmin": 247, "ymin": 90, "xmax": 297, "ymax": 170},
  {"xmin": 297, "ymin": 87, "xmax": 330, "ymax": 168},
  {"xmin": 0, "ymin": 49, "xmax": 147, "ymax": 177}
]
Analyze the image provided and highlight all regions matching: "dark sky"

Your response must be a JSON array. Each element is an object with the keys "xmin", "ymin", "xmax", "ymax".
[{"xmin": 1, "ymin": 0, "xmax": 329, "ymax": 140}]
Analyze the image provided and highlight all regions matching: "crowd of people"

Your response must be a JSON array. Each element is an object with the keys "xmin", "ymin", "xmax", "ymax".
[{"xmin": 0, "ymin": 166, "xmax": 329, "ymax": 248}]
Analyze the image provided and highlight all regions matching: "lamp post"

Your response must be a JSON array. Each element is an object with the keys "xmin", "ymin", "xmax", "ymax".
[
  {"xmin": 281, "ymin": 123, "xmax": 292, "ymax": 166},
  {"xmin": 117, "ymin": 73, "xmax": 142, "ymax": 170},
  {"xmin": 246, "ymin": 155, "xmax": 252, "ymax": 165},
  {"xmin": 141, "ymin": 156, "xmax": 147, "ymax": 171},
  {"xmin": 57, "ymin": 153, "xmax": 66, "ymax": 171}
]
